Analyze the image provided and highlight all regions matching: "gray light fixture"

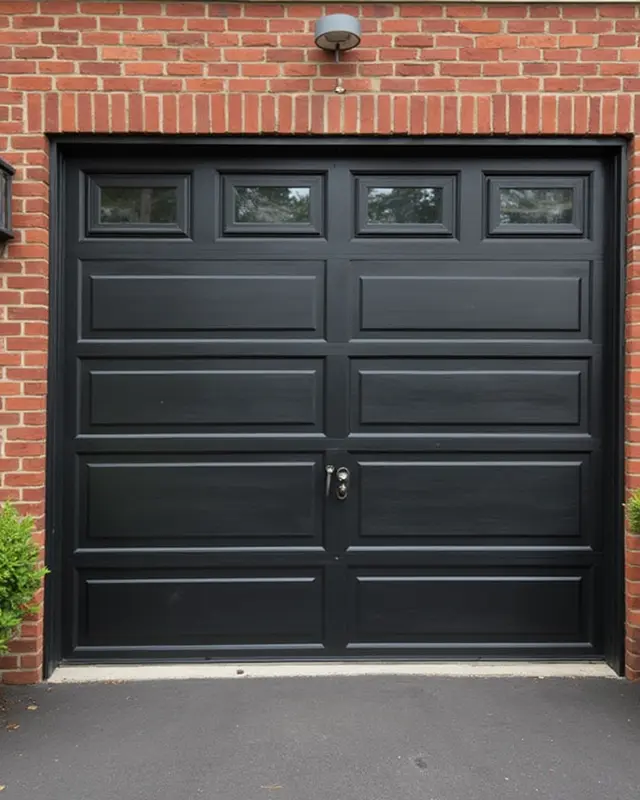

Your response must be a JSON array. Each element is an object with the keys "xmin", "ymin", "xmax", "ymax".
[
  {"xmin": 0, "ymin": 156, "xmax": 14, "ymax": 242},
  {"xmin": 314, "ymin": 14, "xmax": 362, "ymax": 94},
  {"xmin": 315, "ymin": 14, "xmax": 361, "ymax": 54}
]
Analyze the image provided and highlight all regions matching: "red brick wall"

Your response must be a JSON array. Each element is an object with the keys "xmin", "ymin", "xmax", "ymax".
[{"xmin": 0, "ymin": 0, "xmax": 639, "ymax": 683}]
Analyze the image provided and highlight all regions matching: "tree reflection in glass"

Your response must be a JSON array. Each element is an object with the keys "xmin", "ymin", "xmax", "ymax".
[
  {"xmin": 499, "ymin": 188, "xmax": 574, "ymax": 225},
  {"xmin": 233, "ymin": 186, "xmax": 311, "ymax": 224},
  {"xmin": 99, "ymin": 187, "xmax": 177, "ymax": 224},
  {"xmin": 367, "ymin": 187, "xmax": 443, "ymax": 225}
]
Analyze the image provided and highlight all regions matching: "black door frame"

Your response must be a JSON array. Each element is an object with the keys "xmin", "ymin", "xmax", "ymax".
[{"xmin": 44, "ymin": 136, "xmax": 628, "ymax": 678}]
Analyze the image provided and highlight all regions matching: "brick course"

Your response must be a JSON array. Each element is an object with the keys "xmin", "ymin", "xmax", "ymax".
[{"xmin": 0, "ymin": 0, "xmax": 640, "ymax": 682}]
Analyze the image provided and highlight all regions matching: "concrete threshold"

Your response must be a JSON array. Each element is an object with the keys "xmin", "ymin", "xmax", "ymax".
[{"xmin": 48, "ymin": 661, "xmax": 618, "ymax": 684}]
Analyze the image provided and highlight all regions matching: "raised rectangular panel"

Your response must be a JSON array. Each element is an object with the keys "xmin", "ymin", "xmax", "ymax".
[
  {"xmin": 360, "ymin": 276, "xmax": 582, "ymax": 333},
  {"xmin": 82, "ymin": 358, "xmax": 324, "ymax": 434},
  {"xmin": 358, "ymin": 458, "xmax": 585, "ymax": 544},
  {"xmin": 349, "ymin": 570, "xmax": 591, "ymax": 645},
  {"xmin": 82, "ymin": 260, "xmax": 325, "ymax": 339},
  {"xmin": 78, "ymin": 570, "xmax": 324, "ymax": 646},
  {"xmin": 350, "ymin": 260, "xmax": 593, "ymax": 341},
  {"xmin": 83, "ymin": 457, "xmax": 321, "ymax": 547},
  {"xmin": 353, "ymin": 359, "xmax": 585, "ymax": 431}
]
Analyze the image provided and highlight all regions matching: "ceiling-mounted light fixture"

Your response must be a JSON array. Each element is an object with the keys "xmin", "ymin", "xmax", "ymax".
[{"xmin": 314, "ymin": 13, "xmax": 362, "ymax": 94}]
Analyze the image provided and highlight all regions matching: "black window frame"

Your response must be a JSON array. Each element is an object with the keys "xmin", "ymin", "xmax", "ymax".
[
  {"xmin": 85, "ymin": 173, "xmax": 191, "ymax": 238},
  {"xmin": 221, "ymin": 173, "xmax": 325, "ymax": 237},
  {"xmin": 354, "ymin": 173, "xmax": 457, "ymax": 237},
  {"xmin": 486, "ymin": 174, "xmax": 588, "ymax": 237}
]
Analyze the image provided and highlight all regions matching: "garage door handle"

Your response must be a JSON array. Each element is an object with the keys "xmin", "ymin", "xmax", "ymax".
[{"xmin": 325, "ymin": 464, "xmax": 335, "ymax": 496}]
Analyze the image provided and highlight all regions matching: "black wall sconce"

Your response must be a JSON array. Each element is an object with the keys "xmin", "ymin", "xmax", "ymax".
[{"xmin": 0, "ymin": 156, "xmax": 15, "ymax": 242}]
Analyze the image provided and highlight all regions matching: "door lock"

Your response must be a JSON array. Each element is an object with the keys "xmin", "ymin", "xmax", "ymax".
[{"xmin": 335, "ymin": 467, "xmax": 350, "ymax": 501}]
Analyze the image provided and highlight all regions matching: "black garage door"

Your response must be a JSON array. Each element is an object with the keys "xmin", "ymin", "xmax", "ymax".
[{"xmin": 58, "ymin": 143, "xmax": 612, "ymax": 661}]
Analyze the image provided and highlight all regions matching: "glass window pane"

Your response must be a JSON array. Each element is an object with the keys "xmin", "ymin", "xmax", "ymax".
[
  {"xmin": 499, "ymin": 188, "xmax": 574, "ymax": 225},
  {"xmin": 99, "ymin": 186, "xmax": 178, "ymax": 224},
  {"xmin": 367, "ymin": 187, "xmax": 443, "ymax": 225},
  {"xmin": 233, "ymin": 186, "xmax": 311, "ymax": 224}
]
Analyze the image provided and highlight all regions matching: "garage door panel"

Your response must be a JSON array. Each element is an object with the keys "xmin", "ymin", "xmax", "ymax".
[
  {"xmin": 81, "ymin": 455, "xmax": 323, "ymax": 549},
  {"xmin": 81, "ymin": 358, "xmax": 325, "ymax": 434},
  {"xmin": 352, "ymin": 261, "xmax": 592, "ymax": 340},
  {"xmin": 352, "ymin": 359, "xmax": 587, "ymax": 432},
  {"xmin": 355, "ymin": 456, "xmax": 590, "ymax": 547},
  {"xmin": 346, "ymin": 569, "xmax": 594, "ymax": 648},
  {"xmin": 81, "ymin": 259, "xmax": 326, "ymax": 340},
  {"xmin": 61, "ymin": 150, "xmax": 611, "ymax": 662},
  {"xmin": 77, "ymin": 570, "xmax": 324, "ymax": 647}
]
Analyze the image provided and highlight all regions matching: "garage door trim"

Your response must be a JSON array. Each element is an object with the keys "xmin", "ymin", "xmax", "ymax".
[{"xmin": 44, "ymin": 136, "xmax": 627, "ymax": 677}]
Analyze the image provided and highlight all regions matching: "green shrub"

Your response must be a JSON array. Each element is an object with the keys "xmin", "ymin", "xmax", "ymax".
[
  {"xmin": 0, "ymin": 502, "xmax": 48, "ymax": 654},
  {"xmin": 627, "ymin": 490, "xmax": 640, "ymax": 536}
]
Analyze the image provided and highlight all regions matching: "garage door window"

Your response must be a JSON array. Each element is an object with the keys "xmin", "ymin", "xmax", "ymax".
[
  {"xmin": 233, "ymin": 186, "xmax": 311, "ymax": 224},
  {"xmin": 222, "ymin": 175, "xmax": 324, "ymax": 236},
  {"xmin": 355, "ymin": 175, "xmax": 456, "ymax": 236},
  {"xmin": 499, "ymin": 188, "xmax": 574, "ymax": 226},
  {"xmin": 487, "ymin": 175, "xmax": 586, "ymax": 237},
  {"xmin": 86, "ymin": 173, "xmax": 190, "ymax": 237},
  {"xmin": 99, "ymin": 186, "xmax": 177, "ymax": 225},
  {"xmin": 366, "ymin": 186, "xmax": 443, "ymax": 225}
]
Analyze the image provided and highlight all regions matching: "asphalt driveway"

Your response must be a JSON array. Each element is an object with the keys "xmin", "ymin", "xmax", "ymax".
[{"xmin": 1, "ymin": 675, "xmax": 639, "ymax": 800}]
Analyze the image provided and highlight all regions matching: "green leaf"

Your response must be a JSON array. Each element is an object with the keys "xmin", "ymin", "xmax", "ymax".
[
  {"xmin": 628, "ymin": 490, "xmax": 640, "ymax": 536},
  {"xmin": 0, "ymin": 502, "xmax": 48, "ymax": 653}
]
